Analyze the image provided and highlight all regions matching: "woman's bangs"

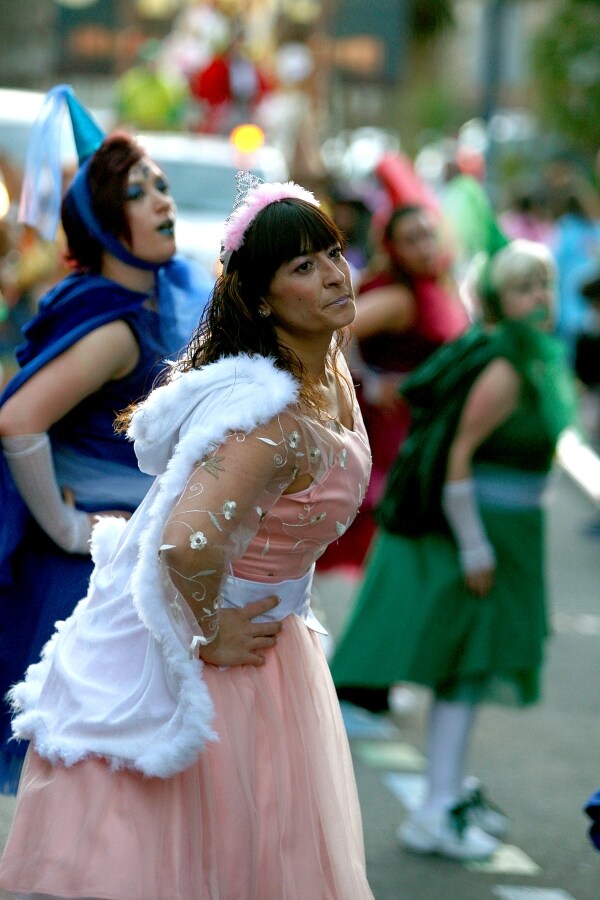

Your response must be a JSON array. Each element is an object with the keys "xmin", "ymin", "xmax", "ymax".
[
  {"xmin": 293, "ymin": 202, "xmax": 345, "ymax": 256},
  {"xmin": 258, "ymin": 200, "xmax": 344, "ymax": 266}
]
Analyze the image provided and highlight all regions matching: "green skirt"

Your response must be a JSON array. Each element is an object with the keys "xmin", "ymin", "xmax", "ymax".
[{"xmin": 329, "ymin": 504, "xmax": 549, "ymax": 706}]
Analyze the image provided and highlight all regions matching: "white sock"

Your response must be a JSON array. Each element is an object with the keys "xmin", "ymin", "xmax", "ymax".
[{"xmin": 420, "ymin": 698, "xmax": 477, "ymax": 816}]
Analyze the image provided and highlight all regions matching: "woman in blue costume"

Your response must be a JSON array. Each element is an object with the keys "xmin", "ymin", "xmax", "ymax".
[
  {"xmin": 330, "ymin": 238, "xmax": 578, "ymax": 861},
  {"xmin": 0, "ymin": 86, "xmax": 215, "ymax": 793}
]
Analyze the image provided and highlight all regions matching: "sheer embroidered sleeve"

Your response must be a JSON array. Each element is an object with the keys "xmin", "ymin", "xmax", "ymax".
[{"xmin": 158, "ymin": 410, "xmax": 317, "ymax": 648}]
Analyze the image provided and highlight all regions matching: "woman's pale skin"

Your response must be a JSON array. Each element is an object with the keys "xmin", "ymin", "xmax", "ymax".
[
  {"xmin": 445, "ymin": 267, "xmax": 555, "ymax": 597},
  {"xmin": 0, "ymin": 157, "xmax": 176, "ymax": 448},
  {"xmin": 0, "ymin": 156, "xmax": 284, "ymax": 666}
]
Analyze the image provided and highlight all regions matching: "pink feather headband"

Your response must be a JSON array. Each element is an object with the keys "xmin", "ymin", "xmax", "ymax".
[{"xmin": 221, "ymin": 177, "xmax": 320, "ymax": 258}]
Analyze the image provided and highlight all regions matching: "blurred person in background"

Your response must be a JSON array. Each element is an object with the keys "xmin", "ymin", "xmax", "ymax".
[
  {"xmin": 158, "ymin": 0, "xmax": 231, "ymax": 84},
  {"xmin": 257, "ymin": 14, "xmax": 323, "ymax": 183},
  {"xmin": 544, "ymin": 157, "xmax": 600, "ymax": 363},
  {"xmin": 0, "ymin": 223, "xmax": 69, "ymax": 366},
  {"xmin": 0, "ymin": 217, "xmax": 18, "ymax": 364},
  {"xmin": 573, "ymin": 268, "xmax": 600, "ymax": 538},
  {"xmin": 189, "ymin": 20, "xmax": 273, "ymax": 135},
  {"xmin": 317, "ymin": 203, "xmax": 469, "ymax": 669},
  {"xmin": 115, "ymin": 38, "xmax": 190, "ymax": 132},
  {"xmin": 0, "ymin": 85, "xmax": 214, "ymax": 794},
  {"xmin": 499, "ymin": 179, "xmax": 555, "ymax": 247},
  {"xmin": 330, "ymin": 239, "xmax": 578, "ymax": 860},
  {"xmin": 0, "ymin": 157, "xmax": 71, "ymax": 377},
  {"xmin": 574, "ymin": 269, "xmax": 600, "ymax": 455},
  {"xmin": 326, "ymin": 180, "xmax": 374, "ymax": 279}
]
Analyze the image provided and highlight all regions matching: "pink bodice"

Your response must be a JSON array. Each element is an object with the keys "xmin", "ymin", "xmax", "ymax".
[
  {"xmin": 158, "ymin": 381, "xmax": 372, "ymax": 643},
  {"xmin": 233, "ymin": 408, "xmax": 371, "ymax": 581}
]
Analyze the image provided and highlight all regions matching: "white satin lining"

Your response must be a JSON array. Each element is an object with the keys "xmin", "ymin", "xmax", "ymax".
[{"xmin": 221, "ymin": 565, "xmax": 327, "ymax": 634}]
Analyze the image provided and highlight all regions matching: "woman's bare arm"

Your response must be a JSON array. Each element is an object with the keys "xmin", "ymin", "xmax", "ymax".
[
  {"xmin": 0, "ymin": 320, "xmax": 140, "ymax": 436},
  {"xmin": 351, "ymin": 284, "xmax": 417, "ymax": 341},
  {"xmin": 446, "ymin": 357, "xmax": 521, "ymax": 482},
  {"xmin": 444, "ymin": 357, "xmax": 521, "ymax": 596}
]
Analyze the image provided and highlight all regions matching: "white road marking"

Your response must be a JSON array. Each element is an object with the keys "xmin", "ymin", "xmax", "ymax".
[{"xmin": 492, "ymin": 887, "xmax": 576, "ymax": 900}]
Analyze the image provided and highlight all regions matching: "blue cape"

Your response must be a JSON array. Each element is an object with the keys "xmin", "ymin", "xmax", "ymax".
[{"xmin": 0, "ymin": 268, "xmax": 197, "ymax": 587}]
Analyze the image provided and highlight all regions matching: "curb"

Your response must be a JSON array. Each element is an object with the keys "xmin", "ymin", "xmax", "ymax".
[{"xmin": 557, "ymin": 428, "xmax": 600, "ymax": 507}]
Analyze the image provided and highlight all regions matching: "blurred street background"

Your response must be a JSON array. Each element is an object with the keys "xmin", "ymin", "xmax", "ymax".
[
  {"xmin": 2, "ymin": 0, "xmax": 600, "ymax": 444},
  {"xmin": 2, "ymin": 2, "xmax": 600, "ymax": 397},
  {"xmin": 0, "ymin": 1, "xmax": 600, "ymax": 897}
]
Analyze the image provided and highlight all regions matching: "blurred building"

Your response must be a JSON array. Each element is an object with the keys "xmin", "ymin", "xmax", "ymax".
[
  {"xmin": 0, "ymin": 0, "xmax": 180, "ymax": 104},
  {"xmin": 0, "ymin": 1, "xmax": 567, "ymax": 165}
]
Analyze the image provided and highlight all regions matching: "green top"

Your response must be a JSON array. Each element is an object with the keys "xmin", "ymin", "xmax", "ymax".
[{"xmin": 375, "ymin": 320, "xmax": 578, "ymax": 536}]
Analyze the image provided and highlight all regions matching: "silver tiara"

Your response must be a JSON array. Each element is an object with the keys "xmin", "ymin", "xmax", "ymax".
[
  {"xmin": 230, "ymin": 171, "xmax": 264, "ymax": 215},
  {"xmin": 220, "ymin": 171, "xmax": 264, "ymax": 272}
]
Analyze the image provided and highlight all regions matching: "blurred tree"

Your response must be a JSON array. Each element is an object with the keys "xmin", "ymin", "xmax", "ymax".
[{"xmin": 532, "ymin": 0, "xmax": 600, "ymax": 157}]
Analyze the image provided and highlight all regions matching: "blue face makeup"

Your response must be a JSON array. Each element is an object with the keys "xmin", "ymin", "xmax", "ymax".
[
  {"xmin": 125, "ymin": 161, "xmax": 170, "ymax": 203},
  {"xmin": 125, "ymin": 184, "xmax": 144, "ymax": 202}
]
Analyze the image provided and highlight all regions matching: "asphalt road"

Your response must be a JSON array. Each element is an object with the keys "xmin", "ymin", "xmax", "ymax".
[
  {"xmin": 316, "ymin": 468, "xmax": 600, "ymax": 900},
  {"xmin": 0, "ymin": 467, "xmax": 598, "ymax": 900}
]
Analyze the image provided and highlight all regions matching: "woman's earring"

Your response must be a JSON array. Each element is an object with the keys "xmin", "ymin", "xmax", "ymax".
[{"xmin": 258, "ymin": 307, "xmax": 270, "ymax": 318}]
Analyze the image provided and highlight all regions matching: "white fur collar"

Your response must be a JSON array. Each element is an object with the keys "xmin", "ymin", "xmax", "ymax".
[
  {"xmin": 129, "ymin": 354, "xmax": 299, "ymax": 476},
  {"xmin": 9, "ymin": 353, "xmax": 301, "ymax": 778}
]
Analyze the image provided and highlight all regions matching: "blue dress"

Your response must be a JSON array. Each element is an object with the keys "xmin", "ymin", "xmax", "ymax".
[{"xmin": 0, "ymin": 269, "xmax": 205, "ymax": 792}]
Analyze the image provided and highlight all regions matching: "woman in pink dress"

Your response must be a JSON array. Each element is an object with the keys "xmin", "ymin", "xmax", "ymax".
[{"xmin": 0, "ymin": 175, "xmax": 373, "ymax": 899}]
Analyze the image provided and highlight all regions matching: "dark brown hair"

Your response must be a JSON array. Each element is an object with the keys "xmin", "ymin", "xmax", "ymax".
[
  {"xmin": 61, "ymin": 131, "xmax": 144, "ymax": 272},
  {"xmin": 184, "ymin": 197, "xmax": 350, "ymax": 411}
]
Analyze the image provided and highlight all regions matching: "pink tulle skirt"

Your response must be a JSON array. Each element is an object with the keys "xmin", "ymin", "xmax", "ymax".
[{"xmin": 0, "ymin": 616, "xmax": 373, "ymax": 900}]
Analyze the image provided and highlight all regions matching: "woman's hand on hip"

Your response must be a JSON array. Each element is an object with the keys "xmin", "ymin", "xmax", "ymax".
[{"xmin": 199, "ymin": 595, "xmax": 282, "ymax": 667}]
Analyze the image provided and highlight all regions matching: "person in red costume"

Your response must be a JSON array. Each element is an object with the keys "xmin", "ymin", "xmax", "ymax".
[
  {"xmin": 189, "ymin": 28, "xmax": 273, "ymax": 134},
  {"xmin": 317, "ymin": 204, "xmax": 470, "ymax": 584}
]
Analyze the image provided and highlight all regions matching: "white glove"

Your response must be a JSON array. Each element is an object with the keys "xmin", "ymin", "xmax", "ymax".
[
  {"xmin": 441, "ymin": 478, "xmax": 496, "ymax": 574},
  {"xmin": 2, "ymin": 432, "xmax": 93, "ymax": 554}
]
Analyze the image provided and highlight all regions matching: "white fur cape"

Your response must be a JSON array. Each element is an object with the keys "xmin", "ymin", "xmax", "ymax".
[{"xmin": 9, "ymin": 355, "xmax": 299, "ymax": 778}]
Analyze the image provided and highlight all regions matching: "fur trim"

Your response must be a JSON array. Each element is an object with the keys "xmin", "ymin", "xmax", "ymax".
[
  {"xmin": 222, "ymin": 181, "xmax": 319, "ymax": 254},
  {"xmin": 9, "ymin": 354, "xmax": 301, "ymax": 778},
  {"xmin": 128, "ymin": 354, "xmax": 299, "ymax": 477},
  {"xmin": 89, "ymin": 516, "xmax": 127, "ymax": 567}
]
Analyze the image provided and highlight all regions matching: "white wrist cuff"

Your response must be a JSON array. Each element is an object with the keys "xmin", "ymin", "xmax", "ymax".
[
  {"xmin": 441, "ymin": 478, "xmax": 495, "ymax": 575},
  {"xmin": 2, "ymin": 432, "xmax": 93, "ymax": 554}
]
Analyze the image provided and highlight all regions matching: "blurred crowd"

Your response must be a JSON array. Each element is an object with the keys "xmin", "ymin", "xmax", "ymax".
[
  {"xmin": 0, "ymin": 1, "xmax": 325, "ymax": 380},
  {"xmin": 113, "ymin": 2, "xmax": 322, "ymax": 177},
  {"xmin": 325, "ymin": 145, "xmax": 600, "ymax": 456},
  {"xmin": 1, "ymin": 4, "xmax": 600, "ymax": 457}
]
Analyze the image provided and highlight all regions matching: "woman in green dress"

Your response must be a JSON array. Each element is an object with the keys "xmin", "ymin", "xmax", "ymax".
[{"xmin": 330, "ymin": 238, "xmax": 578, "ymax": 861}]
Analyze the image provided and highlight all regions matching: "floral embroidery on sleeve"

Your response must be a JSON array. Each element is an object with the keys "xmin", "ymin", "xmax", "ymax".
[{"xmin": 158, "ymin": 402, "xmax": 370, "ymax": 651}]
